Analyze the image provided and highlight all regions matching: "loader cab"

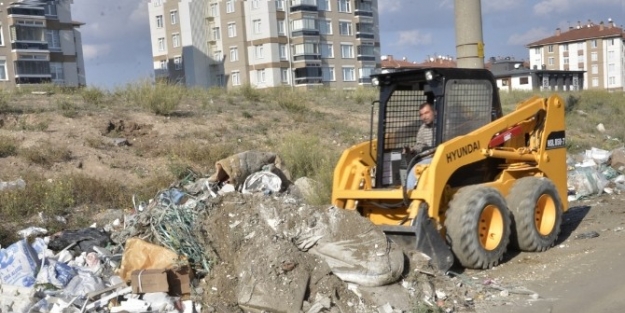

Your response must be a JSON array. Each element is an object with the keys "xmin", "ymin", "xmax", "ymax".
[{"xmin": 371, "ymin": 68, "xmax": 503, "ymax": 188}]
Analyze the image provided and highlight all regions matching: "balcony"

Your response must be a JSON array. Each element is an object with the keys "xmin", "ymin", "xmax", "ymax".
[
  {"xmin": 290, "ymin": 0, "xmax": 317, "ymax": 12},
  {"xmin": 291, "ymin": 18, "xmax": 319, "ymax": 37},
  {"xmin": 12, "ymin": 41, "xmax": 48, "ymax": 50},
  {"xmin": 356, "ymin": 23, "xmax": 375, "ymax": 40},
  {"xmin": 294, "ymin": 66, "xmax": 322, "ymax": 85},
  {"xmin": 354, "ymin": 2, "xmax": 374, "ymax": 17},
  {"xmin": 292, "ymin": 29, "xmax": 319, "ymax": 37},
  {"xmin": 8, "ymin": 7, "xmax": 45, "ymax": 17},
  {"xmin": 14, "ymin": 60, "xmax": 51, "ymax": 81}
]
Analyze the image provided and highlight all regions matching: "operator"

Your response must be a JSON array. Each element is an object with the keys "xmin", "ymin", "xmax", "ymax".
[{"xmin": 402, "ymin": 101, "xmax": 436, "ymax": 189}]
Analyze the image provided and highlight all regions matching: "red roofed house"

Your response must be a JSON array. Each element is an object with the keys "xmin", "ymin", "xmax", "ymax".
[{"xmin": 527, "ymin": 19, "xmax": 625, "ymax": 91}]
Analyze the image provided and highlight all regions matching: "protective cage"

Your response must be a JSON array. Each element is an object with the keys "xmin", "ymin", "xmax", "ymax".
[{"xmin": 377, "ymin": 78, "xmax": 495, "ymax": 187}]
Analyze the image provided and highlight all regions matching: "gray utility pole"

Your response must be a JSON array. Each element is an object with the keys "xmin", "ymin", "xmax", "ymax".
[{"xmin": 454, "ymin": 0, "xmax": 485, "ymax": 69}]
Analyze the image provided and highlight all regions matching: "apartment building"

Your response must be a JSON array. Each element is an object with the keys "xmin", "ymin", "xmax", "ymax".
[
  {"xmin": 527, "ymin": 19, "xmax": 625, "ymax": 91},
  {"xmin": 148, "ymin": 0, "xmax": 380, "ymax": 89},
  {"xmin": 0, "ymin": 0, "xmax": 86, "ymax": 88}
]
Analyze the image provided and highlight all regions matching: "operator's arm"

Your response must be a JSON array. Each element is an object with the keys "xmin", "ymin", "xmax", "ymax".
[{"xmin": 409, "ymin": 125, "xmax": 433, "ymax": 153}]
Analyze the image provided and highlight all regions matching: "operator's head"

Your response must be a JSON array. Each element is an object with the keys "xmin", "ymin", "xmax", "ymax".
[{"xmin": 419, "ymin": 102, "xmax": 435, "ymax": 126}]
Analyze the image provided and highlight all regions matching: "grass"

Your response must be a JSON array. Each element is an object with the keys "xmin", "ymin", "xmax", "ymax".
[{"xmin": 0, "ymin": 81, "xmax": 623, "ymax": 246}]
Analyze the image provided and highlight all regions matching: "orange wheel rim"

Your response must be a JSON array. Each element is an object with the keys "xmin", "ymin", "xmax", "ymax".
[
  {"xmin": 535, "ymin": 194, "xmax": 556, "ymax": 236},
  {"xmin": 478, "ymin": 204, "xmax": 504, "ymax": 251}
]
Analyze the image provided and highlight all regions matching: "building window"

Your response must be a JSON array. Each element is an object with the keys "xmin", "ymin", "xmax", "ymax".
[
  {"xmin": 281, "ymin": 68, "xmax": 289, "ymax": 83},
  {"xmin": 547, "ymin": 45, "xmax": 553, "ymax": 53},
  {"xmin": 562, "ymin": 44, "xmax": 568, "ymax": 52},
  {"xmin": 276, "ymin": 0, "xmax": 285, "ymax": 11},
  {"xmin": 591, "ymin": 39, "xmax": 597, "ymax": 48},
  {"xmin": 338, "ymin": 0, "xmax": 351, "ymax": 12},
  {"xmin": 214, "ymin": 50, "xmax": 222, "ymax": 62},
  {"xmin": 156, "ymin": 15, "xmax": 163, "ymax": 28},
  {"xmin": 520, "ymin": 77, "xmax": 529, "ymax": 85},
  {"xmin": 170, "ymin": 10, "xmax": 178, "ymax": 24},
  {"xmin": 608, "ymin": 50, "xmax": 615, "ymax": 61},
  {"xmin": 592, "ymin": 77, "xmax": 599, "ymax": 87},
  {"xmin": 0, "ymin": 60, "xmax": 8, "ymax": 81},
  {"xmin": 159, "ymin": 59, "xmax": 167, "ymax": 69},
  {"xmin": 50, "ymin": 62, "xmax": 64, "ymax": 83},
  {"xmin": 340, "ymin": 44, "xmax": 353, "ymax": 58},
  {"xmin": 609, "ymin": 76, "xmax": 616, "ymax": 85},
  {"xmin": 253, "ymin": 19, "xmax": 262, "ymax": 34},
  {"xmin": 45, "ymin": 2, "xmax": 57, "ymax": 16},
  {"xmin": 172, "ymin": 33, "xmax": 180, "ymax": 48},
  {"xmin": 226, "ymin": 0, "xmax": 234, "ymax": 13},
  {"xmin": 563, "ymin": 57, "xmax": 569, "ymax": 64},
  {"xmin": 322, "ymin": 67, "xmax": 335, "ymax": 81},
  {"xmin": 339, "ymin": 21, "xmax": 352, "ymax": 35},
  {"xmin": 256, "ymin": 69, "xmax": 265, "ymax": 84},
  {"xmin": 228, "ymin": 23, "xmax": 236, "ymax": 37},
  {"xmin": 232, "ymin": 71, "xmax": 241, "ymax": 86},
  {"xmin": 548, "ymin": 57, "xmax": 554, "ymax": 65},
  {"xmin": 609, "ymin": 38, "xmax": 615, "ymax": 46},
  {"xmin": 608, "ymin": 63, "xmax": 615, "ymax": 73},
  {"xmin": 174, "ymin": 56, "xmax": 182, "ymax": 70},
  {"xmin": 279, "ymin": 44, "xmax": 287, "ymax": 59},
  {"xmin": 212, "ymin": 27, "xmax": 221, "ymax": 40},
  {"xmin": 591, "ymin": 52, "xmax": 598, "ymax": 61},
  {"xmin": 216, "ymin": 74, "xmax": 224, "ymax": 86},
  {"xmin": 230, "ymin": 47, "xmax": 238, "ymax": 61},
  {"xmin": 0, "ymin": 27, "xmax": 3, "ymax": 46},
  {"xmin": 278, "ymin": 20, "xmax": 286, "ymax": 35},
  {"xmin": 359, "ymin": 66, "xmax": 374, "ymax": 80},
  {"xmin": 342, "ymin": 67, "xmax": 355, "ymax": 81},
  {"xmin": 319, "ymin": 20, "xmax": 332, "ymax": 35},
  {"xmin": 153, "ymin": 0, "xmax": 161, "ymax": 7},
  {"xmin": 210, "ymin": 3, "xmax": 219, "ymax": 17},
  {"xmin": 318, "ymin": 0, "xmax": 330, "ymax": 11},
  {"xmin": 158, "ymin": 37, "xmax": 165, "ymax": 51},
  {"xmin": 255, "ymin": 44, "xmax": 264, "ymax": 59},
  {"xmin": 252, "ymin": 0, "xmax": 259, "ymax": 9},
  {"xmin": 46, "ymin": 30, "xmax": 61, "ymax": 49},
  {"xmin": 534, "ymin": 48, "xmax": 540, "ymax": 55},
  {"xmin": 321, "ymin": 43, "xmax": 334, "ymax": 58}
]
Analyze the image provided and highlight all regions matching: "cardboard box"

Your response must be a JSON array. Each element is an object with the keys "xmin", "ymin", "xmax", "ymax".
[
  {"xmin": 130, "ymin": 269, "xmax": 168, "ymax": 294},
  {"xmin": 166, "ymin": 266, "xmax": 193, "ymax": 297}
]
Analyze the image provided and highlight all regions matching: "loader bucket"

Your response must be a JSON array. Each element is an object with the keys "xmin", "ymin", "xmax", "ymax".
[{"xmin": 381, "ymin": 206, "xmax": 454, "ymax": 273}]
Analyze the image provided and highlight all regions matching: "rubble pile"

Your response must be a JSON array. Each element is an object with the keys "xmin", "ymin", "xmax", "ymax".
[{"xmin": 1, "ymin": 146, "xmax": 624, "ymax": 312}]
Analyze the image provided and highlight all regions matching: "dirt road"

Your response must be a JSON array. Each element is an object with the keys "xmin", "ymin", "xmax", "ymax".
[{"xmin": 473, "ymin": 192, "xmax": 625, "ymax": 313}]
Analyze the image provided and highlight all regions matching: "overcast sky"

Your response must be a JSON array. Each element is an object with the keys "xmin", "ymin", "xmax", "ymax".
[{"xmin": 72, "ymin": 0, "xmax": 625, "ymax": 89}]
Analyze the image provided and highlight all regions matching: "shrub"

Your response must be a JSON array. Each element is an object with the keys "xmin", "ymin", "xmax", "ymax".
[
  {"xmin": 0, "ymin": 136, "xmax": 17, "ymax": 158},
  {"xmin": 81, "ymin": 87, "xmax": 107, "ymax": 105},
  {"xmin": 18, "ymin": 143, "xmax": 71, "ymax": 167},
  {"xmin": 125, "ymin": 81, "xmax": 184, "ymax": 115}
]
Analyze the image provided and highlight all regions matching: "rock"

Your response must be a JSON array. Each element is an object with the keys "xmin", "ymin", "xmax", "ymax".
[
  {"xmin": 610, "ymin": 147, "xmax": 625, "ymax": 169},
  {"xmin": 596, "ymin": 123, "xmax": 606, "ymax": 133}
]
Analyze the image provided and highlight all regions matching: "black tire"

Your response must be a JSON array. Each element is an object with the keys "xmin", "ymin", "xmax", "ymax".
[
  {"xmin": 506, "ymin": 177, "xmax": 563, "ymax": 252},
  {"xmin": 445, "ymin": 186, "xmax": 512, "ymax": 269}
]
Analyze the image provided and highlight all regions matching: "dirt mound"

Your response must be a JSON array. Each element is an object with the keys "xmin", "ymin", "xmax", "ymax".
[{"xmin": 100, "ymin": 119, "xmax": 153, "ymax": 138}]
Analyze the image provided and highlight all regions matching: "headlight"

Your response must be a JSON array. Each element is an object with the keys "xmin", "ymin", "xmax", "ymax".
[
  {"xmin": 425, "ymin": 71, "xmax": 434, "ymax": 81},
  {"xmin": 371, "ymin": 77, "xmax": 380, "ymax": 86}
]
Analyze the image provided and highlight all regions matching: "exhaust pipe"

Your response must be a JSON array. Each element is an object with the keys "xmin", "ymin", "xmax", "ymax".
[{"xmin": 455, "ymin": 0, "xmax": 485, "ymax": 69}]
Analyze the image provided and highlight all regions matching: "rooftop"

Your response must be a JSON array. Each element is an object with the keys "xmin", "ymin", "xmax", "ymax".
[{"xmin": 527, "ymin": 19, "xmax": 625, "ymax": 47}]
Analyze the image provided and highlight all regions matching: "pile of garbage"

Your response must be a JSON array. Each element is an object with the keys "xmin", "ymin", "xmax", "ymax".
[
  {"xmin": 567, "ymin": 147, "xmax": 625, "ymax": 201},
  {"xmin": 3, "ymin": 147, "xmax": 624, "ymax": 313}
]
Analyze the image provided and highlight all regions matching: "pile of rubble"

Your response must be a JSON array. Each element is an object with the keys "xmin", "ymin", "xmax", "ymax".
[{"xmin": 2, "ymin": 147, "xmax": 625, "ymax": 313}]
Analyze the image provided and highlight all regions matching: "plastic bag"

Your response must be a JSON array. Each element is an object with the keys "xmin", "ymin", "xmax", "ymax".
[
  {"xmin": 241, "ymin": 171, "xmax": 282, "ymax": 194},
  {"xmin": 568, "ymin": 167, "xmax": 609, "ymax": 200},
  {"xmin": 116, "ymin": 238, "xmax": 182, "ymax": 282}
]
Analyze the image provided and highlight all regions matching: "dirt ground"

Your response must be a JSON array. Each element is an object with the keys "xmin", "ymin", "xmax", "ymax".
[{"xmin": 1, "ymin": 95, "xmax": 624, "ymax": 312}]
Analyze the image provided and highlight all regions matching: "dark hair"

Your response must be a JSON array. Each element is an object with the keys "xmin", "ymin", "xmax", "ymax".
[{"xmin": 419, "ymin": 102, "xmax": 433, "ymax": 110}]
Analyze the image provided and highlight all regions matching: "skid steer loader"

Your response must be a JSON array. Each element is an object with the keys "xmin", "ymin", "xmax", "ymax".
[{"xmin": 332, "ymin": 68, "xmax": 568, "ymax": 271}]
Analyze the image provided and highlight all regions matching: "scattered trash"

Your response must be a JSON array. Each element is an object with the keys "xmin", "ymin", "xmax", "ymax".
[{"xmin": 575, "ymin": 231, "xmax": 600, "ymax": 239}]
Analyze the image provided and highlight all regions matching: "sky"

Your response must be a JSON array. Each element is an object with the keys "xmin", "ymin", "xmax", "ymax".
[{"xmin": 72, "ymin": 0, "xmax": 625, "ymax": 89}]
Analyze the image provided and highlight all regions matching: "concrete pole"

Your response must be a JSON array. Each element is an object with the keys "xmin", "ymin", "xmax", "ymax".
[{"xmin": 454, "ymin": 0, "xmax": 485, "ymax": 69}]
